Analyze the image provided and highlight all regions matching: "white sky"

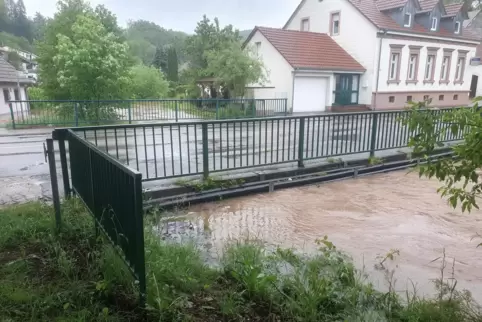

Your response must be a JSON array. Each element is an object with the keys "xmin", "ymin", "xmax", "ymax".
[{"xmin": 22, "ymin": 0, "xmax": 300, "ymax": 33}]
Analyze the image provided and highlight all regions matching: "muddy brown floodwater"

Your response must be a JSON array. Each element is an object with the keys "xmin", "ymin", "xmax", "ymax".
[{"xmin": 158, "ymin": 170, "xmax": 482, "ymax": 303}]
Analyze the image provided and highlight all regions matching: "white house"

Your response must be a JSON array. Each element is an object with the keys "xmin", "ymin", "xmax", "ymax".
[
  {"xmin": 245, "ymin": 0, "xmax": 480, "ymax": 112},
  {"xmin": 0, "ymin": 57, "xmax": 32, "ymax": 116}
]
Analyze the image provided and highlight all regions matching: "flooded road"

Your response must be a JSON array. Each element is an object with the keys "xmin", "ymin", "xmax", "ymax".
[{"xmin": 157, "ymin": 170, "xmax": 482, "ymax": 303}]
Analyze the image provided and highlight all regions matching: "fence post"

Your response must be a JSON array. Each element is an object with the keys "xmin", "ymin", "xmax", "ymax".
[
  {"xmin": 128, "ymin": 101, "xmax": 132, "ymax": 125},
  {"xmin": 284, "ymin": 99, "xmax": 288, "ymax": 116},
  {"xmin": 133, "ymin": 172, "xmax": 146, "ymax": 306},
  {"xmin": 57, "ymin": 136, "xmax": 71, "ymax": 198},
  {"xmin": 298, "ymin": 117, "xmax": 305, "ymax": 168},
  {"xmin": 175, "ymin": 101, "xmax": 179, "ymax": 123},
  {"xmin": 74, "ymin": 102, "xmax": 79, "ymax": 127},
  {"xmin": 202, "ymin": 123, "xmax": 209, "ymax": 179},
  {"xmin": 46, "ymin": 139, "xmax": 62, "ymax": 233},
  {"xmin": 9, "ymin": 103, "xmax": 15, "ymax": 129},
  {"xmin": 369, "ymin": 113, "xmax": 379, "ymax": 158},
  {"xmin": 215, "ymin": 99, "xmax": 219, "ymax": 120}
]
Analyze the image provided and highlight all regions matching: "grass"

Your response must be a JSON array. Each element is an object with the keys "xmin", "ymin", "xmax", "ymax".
[{"xmin": 1, "ymin": 200, "xmax": 481, "ymax": 321}]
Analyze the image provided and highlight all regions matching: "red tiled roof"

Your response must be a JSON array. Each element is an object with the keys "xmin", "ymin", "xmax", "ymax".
[
  {"xmin": 251, "ymin": 27, "xmax": 365, "ymax": 71},
  {"xmin": 419, "ymin": 0, "xmax": 438, "ymax": 12},
  {"xmin": 346, "ymin": 0, "xmax": 479, "ymax": 41},
  {"xmin": 376, "ymin": 0, "xmax": 409, "ymax": 11},
  {"xmin": 444, "ymin": 2, "xmax": 464, "ymax": 16}
]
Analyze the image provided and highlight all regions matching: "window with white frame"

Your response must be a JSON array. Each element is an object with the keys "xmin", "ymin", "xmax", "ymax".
[
  {"xmin": 301, "ymin": 18, "xmax": 309, "ymax": 31},
  {"xmin": 331, "ymin": 12, "xmax": 340, "ymax": 35},
  {"xmin": 255, "ymin": 42, "xmax": 261, "ymax": 56},
  {"xmin": 455, "ymin": 21, "xmax": 461, "ymax": 34},
  {"xmin": 407, "ymin": 54, "xmax": 418, "ymax": 80},
  {"xmin": 404, "ymin": 13, "xmax": 412, "ymax": 27},
  {"xmin": 389, "ymin": 52, "xmax": 400, "ymax": 81},
  {"xmin": 431, "ymin": 17, "xmax": 438, "ymax": 31},
  {"xmin": 425, "ymin": 55, "xmax": 435, "ymax": 81},
  {"xmin": 455, "ymin": 56, "xmax": 466, "ymax": 82},
  {"xmin": 440, "ymin": 55, "xmax": 451, "ymax": 81}
]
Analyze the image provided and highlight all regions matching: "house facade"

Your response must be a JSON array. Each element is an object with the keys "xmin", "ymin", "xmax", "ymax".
[
  {"xmin": 0, "ymin": 57, "xmax": 32, "ymax": 116},
  {"xmin": 245, "ymin": 0, "xmax": 480, "ymax": 113}
]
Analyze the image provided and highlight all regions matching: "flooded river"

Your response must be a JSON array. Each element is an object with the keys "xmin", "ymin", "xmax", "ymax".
[{"xmin": 156, "ymin": 170, "xmax": 482, "ymax": 302}]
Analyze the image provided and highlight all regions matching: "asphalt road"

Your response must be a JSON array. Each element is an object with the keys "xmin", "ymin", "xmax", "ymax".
[{"xmin": 0, "ymin": 127, "xmax": 62, "ymax": 205}]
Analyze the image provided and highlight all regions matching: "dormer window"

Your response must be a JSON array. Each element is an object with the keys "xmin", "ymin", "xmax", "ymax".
[
  {"xmin": 404, "ymin": 13, "xmax": 412, "ymax": 27},
  {"xmin": 455, "ymin": 21, "xmax": 461, "ymax": 34},
  {"xmin": 431, "ymin": 17, "xmax": 438, "ymax": 31}
]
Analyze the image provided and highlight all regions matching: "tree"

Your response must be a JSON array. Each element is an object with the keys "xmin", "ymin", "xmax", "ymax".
[
  {"xmin": 37, "ymin": 0, "xmax": 127, "ymax": 100},
  {"xmin": 11, "ymin": 0, "xmax": 32, "ymax": 41},
  {"xmin": 403, "ymin": 101, "xmax": 482, "ymax": 212},
  {"xmin": 152, "ymin": 46, "xmax": 167, "ymax": 73},
  {"xmin": 185, "ymin": 15, "xmax": 241, "ymax": 72},
  {"xmin": 130, "ymin": 64, "xmax": 169, "ymax": 99},
  {"xmin": 125, "ymin": 19, "xmax": 187, "ymax": 64},
  {"xmin": 166, "ymin": 46, "xmax": 178, "ymax": 82},
  {"xmin": 127, "ymin": 38, "xmax": 156, "ymax": 66},
  {"xmin": 205, "ymin": 41, "xmax": 265, "ymax": 97},
  {"xmin": 185, "ymin": 16, "xmax": 264, "ymax": 98},
  {"xmin": 6, "ymin": 50, "xmax": 21, "ymax": 69},
  {"xmin": 53, "ymin": 13, "xmax": 131, "ymax": 100},
  {"xmin": 32, "ymin": 12, "xmax": 48, "ymax": 42}
]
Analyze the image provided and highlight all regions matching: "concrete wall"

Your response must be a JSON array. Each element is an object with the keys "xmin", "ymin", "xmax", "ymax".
[
  {"xmin": 245, "ymin": 30, "xmax": 294, "ymax": 109},
  {"xmin": 284, "ymin": 0, "xmax": 378, "ymax": 106}
]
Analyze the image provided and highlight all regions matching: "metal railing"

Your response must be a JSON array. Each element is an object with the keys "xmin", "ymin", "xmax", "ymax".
[
  {"xmin": 68, "ymin": 108, "xmax": 466, "ymax": 182},
  {"xmin": 67, "ymin": 129, "xmax": 146, "ymax": 303},
  {"xmin": 9, "ymin": 98, "xmax": 288, "ymax": 127}
]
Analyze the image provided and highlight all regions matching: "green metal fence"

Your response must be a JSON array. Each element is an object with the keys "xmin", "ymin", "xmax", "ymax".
[
  {"xmin": 9, "ymin": 98, "xmax": 288, "ymax": 127},
  {"xmin": 67, "ymin": 129, "xmax": 146, "ymax": 303},
  {"xmin": 68, "ymin": 108, "xmax": 466, "ymax": 182}
]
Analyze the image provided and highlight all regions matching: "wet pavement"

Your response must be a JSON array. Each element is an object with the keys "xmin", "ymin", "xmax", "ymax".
[
  {"xmin": 0, "ymin": 127, "xmax": 60, "ymax": 205},
  {"xmin": 155, "ymin": 170, "xmax": 482, "ymax": 303}
]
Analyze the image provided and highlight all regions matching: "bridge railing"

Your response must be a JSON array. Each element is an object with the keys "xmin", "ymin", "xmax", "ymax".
[
  {"xmin": 67, "ymin": 129, "xmax": 146, "ymax": 303},
  {"xmin": 62, "ymin": 108, "xmax": 466, "ymax": 182},
  {"xmin": 8, "ymin": 98, "xmax": 288, "ymax": 127}
]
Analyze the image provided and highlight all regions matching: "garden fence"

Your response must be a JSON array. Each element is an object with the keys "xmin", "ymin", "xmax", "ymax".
[{"xmin": 9, "ymin": 98, "xmax": 288, "ymax": 127}]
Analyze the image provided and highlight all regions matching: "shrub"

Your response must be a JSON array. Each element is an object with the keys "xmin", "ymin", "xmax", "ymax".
[{"xmin": 130, "ymin": 65, "xmax": 169, "ymax": 99}]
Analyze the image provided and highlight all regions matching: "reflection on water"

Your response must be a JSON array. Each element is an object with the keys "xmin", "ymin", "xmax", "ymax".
[{"xmin": 155, "ymin": 170, "xmax": 482, "ymax": 302}]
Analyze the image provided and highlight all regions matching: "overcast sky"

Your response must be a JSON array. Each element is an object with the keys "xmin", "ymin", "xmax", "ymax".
[{"xmin": 22, "ymin": 0, "xmax": 300, "ymax": 33}]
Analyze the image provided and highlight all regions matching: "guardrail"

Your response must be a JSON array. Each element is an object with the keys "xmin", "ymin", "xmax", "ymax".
[
  {"xmin": 67, "ymin": 129, "xmax": 146, "ymax": 303},
  {"xmin": 63, "ymin": 108, "xmax": 465, "ymax": 182},
  {"xmin": 9, "ymin": 98, "xmax": 288, "ymax": 127}
]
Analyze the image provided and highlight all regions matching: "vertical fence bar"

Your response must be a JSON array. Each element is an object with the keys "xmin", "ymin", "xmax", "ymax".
[
  {"xmin": 370, "ymin": 113, "xmax": 379, "ymax": 158},
  {"xmin": 128, "ymin": 101, "xmax": 132, "ymax": 124},
  {"xmin": 9, "ymin": 103, "xmax": 15, "ymax": 129},
  {"xmin": 298, "ymin": 117, "xmax": 305, "ymax": 168},
  {"xmin": 133, "ymin": 172, "xmax": 146, "ymax": 306},
  {"xmin": 202, "ymin": 123, "xmax": 209, "ymax": 179},
  {"xmin": 74, "ymin": 102, "xmax": 79, "ymax": 127},
  {"xmin": 216, "ymin": 99, "xmax": 219, "ymax": 120},
  {"xmin": 175, "ymin": 101, "xmax": 179, "ymax": 123},
  {"xmin": 46, "ymin": 139, "xmax": 62, "ymax": 232}
]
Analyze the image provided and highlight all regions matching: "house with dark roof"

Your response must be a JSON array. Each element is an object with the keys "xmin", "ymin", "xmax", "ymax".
[
  {"xmin": 0, "ymin": 57, "xmax": 32, "ymax": 115},
  {"xmin": 245, "ymin": 0, "xmax": 479, "ymax": 112}
]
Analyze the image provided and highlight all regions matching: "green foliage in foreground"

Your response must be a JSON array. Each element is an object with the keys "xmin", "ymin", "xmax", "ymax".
[
  {"xmin": 403, "ymin": 101, "xmax": 482, "ymax": 213},
  {"xmin": 1, "ymin": 201, "xmax": 481, "ymax": 321}
]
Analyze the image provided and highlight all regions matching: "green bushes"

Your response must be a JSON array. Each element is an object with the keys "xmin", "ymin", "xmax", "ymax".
[{"xmin": 129, "ymin": 64, "xmax": 169, "ymax": 99}]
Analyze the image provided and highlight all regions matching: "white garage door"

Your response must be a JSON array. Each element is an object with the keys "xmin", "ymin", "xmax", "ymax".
[{"xmin": 293, "ymin": 76, "xmax": 327, "ymax": 113}]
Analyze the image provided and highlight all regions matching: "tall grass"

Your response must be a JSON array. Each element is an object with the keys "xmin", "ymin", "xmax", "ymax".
[{"xmin": 1, "ymin": 200, "xmax": 481, "ymax": 321}]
